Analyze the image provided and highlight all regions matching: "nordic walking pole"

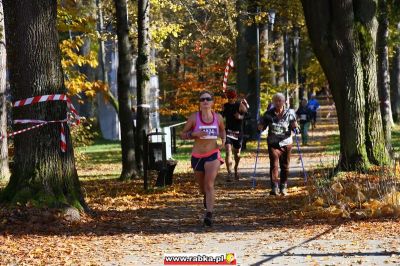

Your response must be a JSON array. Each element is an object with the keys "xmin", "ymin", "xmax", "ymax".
[
  {"xmin": 294, "ymin": 130, "xmax": 307, "ymax": 183},
  {"xmin": 251, "ymin": 131, "xmax": 262, "ymax": 188}
]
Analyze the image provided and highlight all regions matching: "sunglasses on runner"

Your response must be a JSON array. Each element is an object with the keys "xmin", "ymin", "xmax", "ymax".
[{"xmin": 199, "ymin": 97, "xmax": 213, "ymax": 102}]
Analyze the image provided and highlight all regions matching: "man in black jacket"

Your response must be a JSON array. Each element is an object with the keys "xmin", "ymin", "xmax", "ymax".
[{"xmin": 222, "ymin": 88, "xmax": 248, "ymax": 181}]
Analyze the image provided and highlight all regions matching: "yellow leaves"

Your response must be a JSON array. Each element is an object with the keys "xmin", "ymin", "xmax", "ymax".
[
  {"xmin": 60, "ymin": 37, "xmax": 103, "ymax": 98},
  {"xmin": 305, "ymin": 168, "xmax": 400, "ymax": 219},
  {"xmin": 331, "ymin": 182, "xmax": 343, "ymax": 193},
  {"xmin": 302, "ymin": 57, "xmax": 327, "ymax": 89},
  {"xmin": 57, "ymin": 2, "xmax": 103, "ymax": 98},
  {"xmin": 57, "ymin": 5, "xmax": 96, "ymax": 34},
  {"xmin": 362, "ymin": 199, "xmax": 382, "ymax": 210},
  {"xmin": 151, "ymin": 22, "xmax": 183, "ymax": 46},
  {"xmin": 151, "ymin": 0, "xmax": 183, "ymax": 13},
  {"xmin": 312, "ymin": 197, "xmax": 324, "ymax": 207},
  {"xmin": 382, "ymin": 191, "xmax": 400, "ymax": 206}
]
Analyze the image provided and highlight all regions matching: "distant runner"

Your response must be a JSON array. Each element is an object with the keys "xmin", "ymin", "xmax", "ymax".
[
  {"xmin": 258, "ymin": 93, "xmax": 299, "ymax": 196},
  {"xmin": 222, "ymin": 88, "xmax": 248, "ymax": 181}
]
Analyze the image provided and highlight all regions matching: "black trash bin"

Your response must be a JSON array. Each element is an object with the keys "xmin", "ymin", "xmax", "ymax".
[
  {"xmin": 144, "ymin": 130, "xmax": 177, "ymax": 189},
  {"xmin": 155, "ymin": 160, "xmax": 177, "ymax": 187}
]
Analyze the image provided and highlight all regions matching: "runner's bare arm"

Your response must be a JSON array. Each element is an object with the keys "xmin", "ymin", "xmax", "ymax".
[
  {"xmin": 239, "ymin": 99, "xmax": 248, "ymax": 114},
  {"xmin": 180, "ymin": 114, "xmax": 195, "ymax": 140},
  {"xmin": 218, "ymin": 113, "xmax": 226, "ymax": 146}
]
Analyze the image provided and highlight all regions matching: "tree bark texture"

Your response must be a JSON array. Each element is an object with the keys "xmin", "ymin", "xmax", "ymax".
[
  {"xmin": 235, "ymin": 0, "xmax": 249, "ymax": 96},
  {"xmin": 1, "ymin": 0, "xmax": 86, "ymax": 210},
  {"xmin": 391, "ymin": 39, "xmax": 400, "ymax": 123},
  {"xmin": 115, "ymin": 0, "xmax": 138, "ymax": 180},
  {"xmin": 376, "ymin": 0, "xmax": 392, "ymax": 152},
  {"xmin": 353, "ymin": 0, "xmax": 388, "ymax": 164},
  {"xmin": 244, "ymin": 3, "xmax": 259, "ymax": 139},
  {"xmin": 301, "ymin": 0, "xmax": 389, "ymax": 170},
  {"xmin": 260, "ymin": 23, "xmax": 269, "ymax": 87},
  {"xmin": 272, "ymin": 30, "xmax": 285, "ymax": 86},
  {"xmin": 136, "ymin": 0, "xmax": 151, "ymax": 172},
  {"xmin": 0, "ymin": 0, "xmax": 9, "ymax": 180}
]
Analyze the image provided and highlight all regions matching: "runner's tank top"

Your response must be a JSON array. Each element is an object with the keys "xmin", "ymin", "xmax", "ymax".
[{"xmin": 192, "ymin": 111, "xmax": 219, "ymax": 139}]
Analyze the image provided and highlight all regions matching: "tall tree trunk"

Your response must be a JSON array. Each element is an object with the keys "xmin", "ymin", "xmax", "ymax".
[
  {"xmin": 0, "ymin": 0, "xmax": 9, "ymax": 180},
  {"xmin": 301, "ymin": 0, "xmax": 390, "ymax": 170},
  {"xmin": 136, "ymin": 0, "xmax": 151, "ymax": 173},
  {"xmin": 244, "ymin": 3, "xmax": 258, "ymax": 138},
  {"xmin": 1, "ymin": 0, "xmax": 86, "ymax": 210},
  {"xmin": 290, "ymin": 28, "xmax": 300, "ymax": 109},
  {"xmin": 96, "ymin": 0, "xmax": 119, "ymax": 113},
  {"xmin": 273, "ymin": 30, "xmax": 285, "ymax": 86},
  {"xmin": 260, "ymin": 22, "xmax": 269, "ymax": 71},
  {"xmin": 391, "ymin": 28, "xmax": 400, "ymax": 123},
  {"xmin": 115, "ymin": 0, "xmax": 138, "ymax": 180},
  {"xmin": 236, "ymin": 0, "xmax": 248, "ymax": 96},
  {"xmin": 376, "ymin": 0, "xmax": 392, "ymax": 152},
  {"xmin": 355, "ymin": 0, "xmax": 389, "ymax": 164},
  {"xmin": 269, "ymin": 28, "xmax": 277, "ymax": 87}
]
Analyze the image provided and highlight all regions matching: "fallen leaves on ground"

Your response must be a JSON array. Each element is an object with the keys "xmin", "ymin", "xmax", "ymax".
[
  {"xmin": 301, "ymin": 169, "xmax": 400, "ymax": 220},
  {"xmin": 1, "ymin": 99, "xmax": 400, "ymax": 265}
]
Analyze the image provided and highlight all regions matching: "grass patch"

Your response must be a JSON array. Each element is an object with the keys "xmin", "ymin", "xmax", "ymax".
[
  {"xmin": 77, "ymin": 138, "xmax": 120, "ymax": 153},
  {"xmin": 323, "ymin": 133, "xmax": 340, "ymax": 153},
  {"xmin": 320, "ymin": 125, "xmax": 400, "ymax": 156},
  {"xmin": 171, "ymin": 144, "xmax": 192, "ymax": 161},
  {"xmin": 392, "ymin": 124, "xmax": 400, "ymax": 155},
  {"xmin": 77, "ymin": 138, "xmax": 121, "ymax": 165}
]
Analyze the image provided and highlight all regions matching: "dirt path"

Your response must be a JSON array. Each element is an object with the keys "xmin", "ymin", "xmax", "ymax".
[
  {"xmin": 1, "ymin": 97, "xmax": 400, "ymax": 265},
  {"xmin": 107, "ymin": 97, "xmax": 399, "ymax": 265}
]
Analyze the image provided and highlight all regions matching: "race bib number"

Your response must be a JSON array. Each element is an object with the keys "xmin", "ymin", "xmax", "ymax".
[
  {"xmin": 300, "ymin": 114, "xmax": 307, "ymax": 121},
  {"xmin": 279, "ymin": 137, "xmax": 293, "ymax": 147},
  {"xmin": 199, "ymin": 125, "xmax": 218, "ymax": 139},
  {"xmin": 271, "ymin": 122, "xmax": 288, "ymax": 136},
  {"xmin": 227, "ymin": 130, "xmax": 240, "ymax": 140}
]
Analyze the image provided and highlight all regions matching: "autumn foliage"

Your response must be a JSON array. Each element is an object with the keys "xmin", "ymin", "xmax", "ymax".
[
  {"xmin": 57, "ymin": 2, "xmax": 109, "ymax": 99},
  {"xmin": 160, "ymin": 43, "xmax": 231, "ymax": 117}
]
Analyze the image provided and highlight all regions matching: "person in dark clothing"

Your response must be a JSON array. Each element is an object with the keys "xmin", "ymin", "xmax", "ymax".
[
  {"xmin": 296, "ymin": 98, "xmax": 313, "ymax": 145},
  {"xmin": 222, "ymin": 88, "xmax": 249, "ymax": 181},
  {"xmin": 258, "ymin": 93, "xmax": 299, "ymax": 196}
]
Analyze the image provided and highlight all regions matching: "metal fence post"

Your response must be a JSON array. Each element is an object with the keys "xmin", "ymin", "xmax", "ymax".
[{"xmin": 143, "ymin": 130, "xmax": 148, "ymax": 190}]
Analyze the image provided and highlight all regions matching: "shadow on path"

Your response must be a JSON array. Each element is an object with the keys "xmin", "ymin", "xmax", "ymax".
[{"xmin": 250, "ymin": 225, "xmax": 338, "ymax": 265}]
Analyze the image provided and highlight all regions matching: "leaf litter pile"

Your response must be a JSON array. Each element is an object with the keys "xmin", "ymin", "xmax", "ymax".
[{"xmin": 302, "ymin": 165, "xmax": 400, "ymax": 220}]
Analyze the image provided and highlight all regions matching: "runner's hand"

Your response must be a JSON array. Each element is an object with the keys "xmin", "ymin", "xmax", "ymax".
[
  {"xmin": 218, "ymin": 138, "xmax": 226, "ymax": 150},
  {"xmin": 234, "ymin": 112, "xmax": 244, "ymax": 120},
  {"xmin": 192, "ymin": 131, "xmax": 208, "ymax": 138}
]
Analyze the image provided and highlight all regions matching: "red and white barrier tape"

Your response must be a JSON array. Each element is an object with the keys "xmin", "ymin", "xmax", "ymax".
[
  {"xmin": 0, "ymin": 122, "xmax": 48, "ymax": 141},
  {"xmin": 6, "ymin": 94, "xmax": 80, "ymax": 152},
  {"xmin": 222, "ymin": 57, "xmax": 234, "ymax": 92},
  {"xmin": 60, "ymin": 123, "xmax": 67, "ymax": 152},
  {"xmin": 13, "ymin": 94, "xmax": 79, "ymax": 119}
]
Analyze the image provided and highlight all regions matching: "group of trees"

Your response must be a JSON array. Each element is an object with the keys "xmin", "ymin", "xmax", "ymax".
[
  {"xmin": 0, "ymin": 0, "xmax": 398, "ymax": 212},
  {"xmin": 0, "ymin": 0, "xmax": 153, "ymax": 210},
  {"xmin": 302, "ymin": 0, "xmax": 400, "ymax": 169}
]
